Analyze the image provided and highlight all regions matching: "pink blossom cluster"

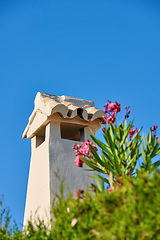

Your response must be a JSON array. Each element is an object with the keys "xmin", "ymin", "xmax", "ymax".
[
  {"xmin": 129, "ymin": 125, "xmax": 138, "ymax": 139},
  {"xmin": 151, "ymin": 125, "xmax": 158, "ymax": 139},
  {"xmin": 107, "ymin": 186, "xmax": 114, "ymax": 193},
  {"xmin": 103, "ymin": 100, "xmax": 121, "ymax": 124},
  {"xmin": 74, "ymin": 189, "xmax": 84, "ymax": 200},
  {"xmin": 72, "ymin": 139, "xmax": 98, "ymax": 167}
]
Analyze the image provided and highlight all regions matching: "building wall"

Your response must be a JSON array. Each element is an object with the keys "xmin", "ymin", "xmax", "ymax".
[
  {"xmin": 23, "ymin": 131, "xmax": 50, "ymax": 226},
  {"xmin": 48, "ymin": 123, "xmax": 95, "ymax": 206},
  {"xmin": 24, "ymin": 121, "xmax": 95, "ymax": 226}
]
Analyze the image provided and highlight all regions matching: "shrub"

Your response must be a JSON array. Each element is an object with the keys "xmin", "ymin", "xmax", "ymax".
[{"xmin": 49, "ymin": 171, "xmax": 160, "ymax": 240}]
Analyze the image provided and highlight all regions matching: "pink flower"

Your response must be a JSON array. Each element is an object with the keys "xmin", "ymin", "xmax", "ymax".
[
  {"xmin": 151, "ymin": 125, "xmax": 158, "ymax": 139},
  {"xmin": 129, "ymin": 126, "xmax": 138, "ymax": 138},
  {"xmin": 76, "ymin": 189, "xmax": 84, "ymax": 195},
  {"xmin": 115, "ymin": 101, "xmax": 121, "ymax": 112},
  {"xmin": 154, "ymin": 134, "xmax": 158, "ymax": 139},
  {"xmin": 80, "ymin": 140, "xmax": 98, "ymax": 155},
  {"xmin": 104, "ymin": 103, "xmax": 109, "ymax": 108},
  {"xmin": 108, "ymin": 103, "xmax": 116, "ymax": 111},
  {"xmin": 108, "ymin": 186, "xmax": 114, "ymax": 193},
  {"xmin": 129, "ymin": 129, "xmax": 135, "ymax": 138},
  {"xmin": 107, "ymin": 114, "xmax": 116, "ymax": 124},
  {"xmin": 124, "ymin": 106, "xmax": 130, "ymax": 119},
  {"xmin": 104, "ymin": 101, "xmax": 120, "ymax": 113},
  {"xmin": 74, "ymin": 189, "xmax": 84, "ymax": 200},
  {"xmin": 108, "ymin": 101, "xmax": 121, "ymax": 113},
  {"xmin": 103, "ymin": 100, "xmax": 121, "ymax": 125},
  {"xmin": 74, "ymin": 156, "xmax": 83, "ymax": 167},
  {"xmin": 73, "ymin": 140, "xmax": 98, "ymax": 167},
  {"xmin": 151, "ymin": 125, "xmax": 158, "ymax": 131}
]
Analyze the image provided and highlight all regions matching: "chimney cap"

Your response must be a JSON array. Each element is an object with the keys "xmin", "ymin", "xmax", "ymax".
[{"xmin": 22, "ymin": 92, "xmax": 104, "ymax": 140}]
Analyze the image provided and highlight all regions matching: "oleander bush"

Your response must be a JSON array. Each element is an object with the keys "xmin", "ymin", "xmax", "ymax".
[{"xmin": 73, "ymin": 100, "xmax": 160, "ymax": 192}]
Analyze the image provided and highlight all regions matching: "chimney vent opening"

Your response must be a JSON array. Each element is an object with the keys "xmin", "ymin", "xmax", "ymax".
[
  {"xmin": 61, "ymin": 123, "xmax": 84, "ymax": 142},
  {"xmin": 35, "ymin": 127, "xmax": 46, "ymax": 148}
]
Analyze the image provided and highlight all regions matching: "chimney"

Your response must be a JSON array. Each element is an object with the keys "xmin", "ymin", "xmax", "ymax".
[{"xmin": 23, "ymin": 92, "xmax": 103, "ymax": 226}]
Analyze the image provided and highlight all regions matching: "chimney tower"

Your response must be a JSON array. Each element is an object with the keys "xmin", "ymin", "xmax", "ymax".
[{"xmin": 22, "ymin": 92, "xmax": 103, "ymax": 226}]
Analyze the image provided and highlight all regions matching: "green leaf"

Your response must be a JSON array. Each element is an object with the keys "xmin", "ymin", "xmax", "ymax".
[
  {"xmin": 109, "ymin": 172, "xmax": 113, "ymax": 187},
  {"xmin": 120, "ymin": 120, "xmax": 134, "ymax": 148},
  {"xmin": 89, "ymin": 144, "xmax": 102, "ymax": 161},
  {"xmin": 102, "ymin": 151, "xmax": 114, "ymax": 165},
  {"xmin": 123, "ymin": 120, "xmax": 127, "ymax": 131},
  {"xmin": 127, "ymin": 128, "xmax": 142, "ymax": 149},
  {"xmin": 149, "ymin": 143, "xmax": 160, "ymax": 158},
  {"xmin": 97, "ymin": 153, "xmax": 116, "ymax": 174},
  {"xmin": 118, "ymin": 123, "xmax": 123, "ymax": 141},
  {"xmin": 106, "ymin": 126, "xmax": 117, "ymax": 154},
  {"xmin": 148, "ymin": 160, "xmax": 160, "ymax": 173},
  {"xmin": 94, "ymin": 174, "xmax": 103, "ymax": 191},
  {"xmin": 91, "ymin": 183, "xmax": 101, "ymax": 193},
  {"xmin": 146, "ymin": 156, "xmax": 152, "ymax": 171},
  {"xmin": 89, "ymin": 145, "xmax": 110, "ymax": 171},
  {"xmin": 91, "ymin": 135, "xmax": 113, "ymax": 156},
  {"xmin": 124, "ymin": 154, "xmax": 137, "ymax": 175},
  {"xmin": 142, "ymin": 133, "xmax": 147, "ymax": 148},
  {"xmin": 151, "ymin": 132, "xmax": 155, "ymax": 146},
  {"xmin": 80, "ymin": 157, "xmax": 103, "ymax": 173},
  {"xmin": 147, "ymin": 130, "xmax": 152, "ymax": 145},
  {"xmin": 152, "ymin": 160, "xmax": 160, "ymax": 168},
  {"xmin": 110, "ymin": 123, "xmax": 116, "ymax": 139},
  {"xmin": 141, "ymin": 143, "xmax": 147, "ymax": 165},
  {"xmin": 97, "ymin": 174, "xmax": 109, "ymax": 183},
  {"xmin": 113, "ymin": 154, "xmax": 122, "ymax": 174}
]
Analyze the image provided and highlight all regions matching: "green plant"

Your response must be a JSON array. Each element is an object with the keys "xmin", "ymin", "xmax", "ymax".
[
  {"xmin": 50, "ymin": 171, "xmax": 160, "ymax": 240},
  {"xmin": 73, "ymin": 101, "xmax": 160, "ymax": 191},
  {"xmin": 0, "ymin": 172, "xmax": 160, "ymax": 239}
]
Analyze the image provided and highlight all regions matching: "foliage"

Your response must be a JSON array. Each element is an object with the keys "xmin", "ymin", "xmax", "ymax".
[
  {"xmin": 0, "ymin": 172, "xmax": 160, "ymax": 239},
  {"xmin": 73, "ymin": 101, "xmax": 160, "ymax": 191},
  {"xmin": 49, "ymin": 172, "xmax": 160, "ymax": 240}
]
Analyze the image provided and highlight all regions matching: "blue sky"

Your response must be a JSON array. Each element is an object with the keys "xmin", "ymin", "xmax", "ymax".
[{"xmin": 0, "ymin": 0, "xmax": 160, "ymax": 227}]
